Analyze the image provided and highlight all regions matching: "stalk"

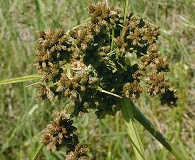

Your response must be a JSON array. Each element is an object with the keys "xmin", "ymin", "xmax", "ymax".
[
  {"xmin": 32, "ymin": 144, "xmax": 44, "ymax": 160},
  {"xmin": 121, "ymin": 98, "xmax": 146, "ymax": 160},
  {"xmin": 124, "ymin": 0, "xmax": 128, "ymax": 20},
  {"xmin": 0, "ymin": 74, "xmax": 41, "ymax": 85},
  {"xmin": 130, "ymin": 101, "xmax": 187, "ymax": 160}
]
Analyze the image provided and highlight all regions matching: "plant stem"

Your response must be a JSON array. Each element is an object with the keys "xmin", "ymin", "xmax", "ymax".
[
  {"xmin": 66, "ymin": 62, "xmax": 72, "ymax": 79},
  {"xmin": 121, "ymin": 98, "xmax": 146, "ymax": 160},
  {"xmin": 110, "ymin": 28, "xmax": 115, "ymax": 51},
  {"xmin": 98, "ymin": 87, "xmax": 122, "ymax": 98},
  {"xmin": 98, "ymin": 80, "xmax": 186, "ymax": 159},
  {"xmin": 0, "ymin": 74, "xmax": 41, "ymax": 85},
  {"xmin": 131, "ymin": 102, "xmax": 187, "ymax": 160},
  {"xmin": 105, "ymin": 0, "xmax": 108, "ymax": 7},
  {"xmin": 66, "ymin": 18, "xmax": 91, "ymax": 35},
  {"xmin": 34, "ymin": 0, "xmax": 44, "ymax": 30},
  {"xmin": 124, "ymin": 0, "xmax": 128, "ymax": 20},
  {"xmin": 32, "ymin": 144, "xmax": 44, "ymax": 160}
]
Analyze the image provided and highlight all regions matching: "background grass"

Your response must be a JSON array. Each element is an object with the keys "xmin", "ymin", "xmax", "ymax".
[{"xmin": 0, "ymin": 0, "xmax": 194, "ymax": 159}]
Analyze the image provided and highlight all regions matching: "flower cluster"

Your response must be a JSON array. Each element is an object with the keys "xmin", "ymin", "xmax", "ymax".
[
  {"xmin": 65, "ymin": 144, "xmax": 89, "ymax": 160},
  {"xmin": 41, "ymin": 109, "xmax": 78, "ymax": 153},
  {"xmin": 34, "ymin": 1, "xmax": 179, "ymax": 156}
]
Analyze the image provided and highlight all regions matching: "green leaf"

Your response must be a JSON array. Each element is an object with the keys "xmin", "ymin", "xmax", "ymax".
[
  {"xmin": 121, "ymin": 98, "xmax": 146, "ymax": 160},
  {"xmin": 131, "ymin": 102, "xmax": 187, "ymax": 160},
  {"xmin": 0, "ymin": 74, "xmax": 41, "ymax": 85}
]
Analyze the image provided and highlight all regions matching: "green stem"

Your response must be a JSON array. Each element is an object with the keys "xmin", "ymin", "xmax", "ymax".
[
  {"xmin": 124, "ymin": 0, "xmax": 128, "ymax": 21},
  {"xmin": 34, "ymin": 0, "xmax": 44, "ymax": 30},
  {"xmin": 0, "ymin": 74, "xmax": 41, "ymax": 85},
  {"xmin": 32, "ymin": 144, "xmax": 44, "ymax": 160},
  {"xmin": 66, "ymin": 18, "xmax": 91, "ymax": 35},
  {"xmin": 131, "ymin": 102, "xmax": 187, "ymax": 160},
  {"xmin": 66, "ymin": 62, "xmax": 72, "ymax": 79},
  {"xmin": 121, "ymin": 99, "xmax": 146, "ymax": 160},
  {"xmin": 98, "ymin": 89, "xmax": 187, "ymax": 159},
  {"xmin": 110, "ymin": 28, "xmax": 115, "ymax": 51}
]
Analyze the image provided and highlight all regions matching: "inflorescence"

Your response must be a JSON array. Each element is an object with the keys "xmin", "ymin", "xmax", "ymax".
[{"xmin": 34, "ymin": 1, "xmax": 179, "ymax": 158}]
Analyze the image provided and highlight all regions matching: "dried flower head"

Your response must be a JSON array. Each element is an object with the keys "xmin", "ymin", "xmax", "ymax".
[
  {"xmin": 160, "ymin": 88, "xmax": 179, "ymax": 107},
  {"xmin": 65, "ymin": 144, "xmax": 89, "ymax": 160},
  {"xmin": 34, "ymin": 0, "xmax": 178, "ymax": 122},
  {"xmin": 34, "ymin": 1, "xmax": 179, "ymax": 158},
  {"xmin": 41, "ymin": 109, "xmax": 78, "ymax": 153}
]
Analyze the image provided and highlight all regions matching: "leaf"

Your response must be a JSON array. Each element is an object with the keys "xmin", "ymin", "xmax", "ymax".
[{"xmin": 0, "ymin": 74, "xmax": 41, "ymax": 85}]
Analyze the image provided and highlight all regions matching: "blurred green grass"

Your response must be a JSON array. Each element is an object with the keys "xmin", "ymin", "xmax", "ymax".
[{"xmin": 0, "ymin": 0, "xmax": 194, "ymax": 159}]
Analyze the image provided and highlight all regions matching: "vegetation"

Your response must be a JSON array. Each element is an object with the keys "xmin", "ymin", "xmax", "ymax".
[{"xmin": 0, "ymin": 0, "xmax": 194, "ymax": 160}]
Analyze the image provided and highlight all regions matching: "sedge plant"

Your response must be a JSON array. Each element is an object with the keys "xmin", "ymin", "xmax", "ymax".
[{"xmin": 0, "ymin": 1, "xmax": 187, "ymax": 160}]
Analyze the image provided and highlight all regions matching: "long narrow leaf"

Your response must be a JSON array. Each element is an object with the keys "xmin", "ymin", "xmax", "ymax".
[
  {"xmin": 131, "ymin": 102, "xmax": 187, "ymax": 160},
  {"xmin": 32, "ymin": 144, "xmax": 44, "ymax": 160},
  {"xmin": 121, "ymin": 98, "xmax": 146, "ymax": 160},
  {"xmin": 0, "ymin": 74, "xmax": 41, "ymax": 85}
]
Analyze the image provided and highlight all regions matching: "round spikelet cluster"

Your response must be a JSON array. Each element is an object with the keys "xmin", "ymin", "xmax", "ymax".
[
  {"xmin": 34, "ymin": 1, "xmax": 178, "ymax": 117},
  {"xmin": 41, "ymin": 109, "xmax": 78, "ymax": 153},
  {"xmin": 34, "ymin": 1, "xmax": 179, "ymax": 156}
]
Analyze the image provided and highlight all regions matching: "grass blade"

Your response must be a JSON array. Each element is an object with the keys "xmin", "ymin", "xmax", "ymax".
[
  {"xmin": 121, "ymin": 98, "xmax": 146, "ymax": 160},
  {"xmin": 32, "ymin": 144, "xmax": 44, "ymax": 160},
  {"xmin": 131, "ymin": 102, "xmax": 188, "ymax": 160},
  {"xmin": 0, "ymin": 74, "xmax": 41, "ymax": 85}
]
